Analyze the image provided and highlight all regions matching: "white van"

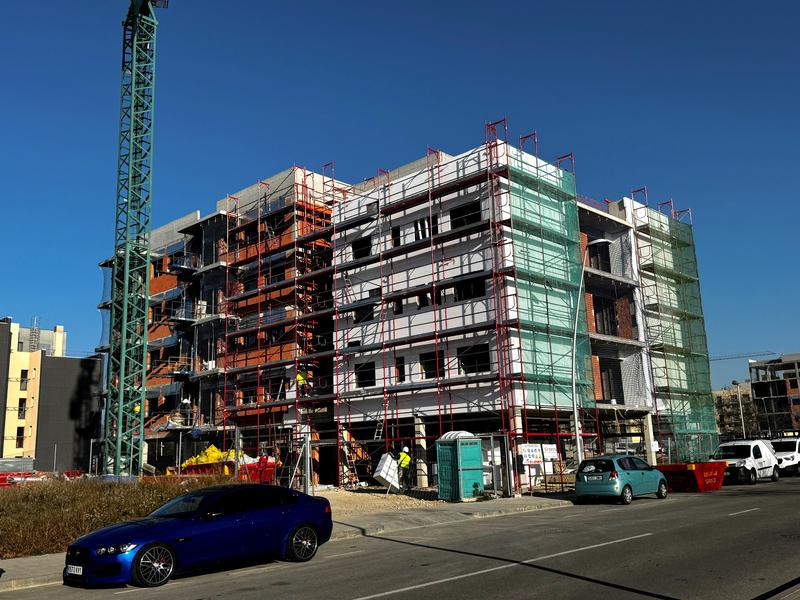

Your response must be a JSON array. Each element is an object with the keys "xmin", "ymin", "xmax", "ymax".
[
  {"xmin": 770, "ymin": 438, "xmax": 800, "ymax": 475},
  {"xmin": 710, "ymin": 440, "xmax": 780, "ymax": 485}
]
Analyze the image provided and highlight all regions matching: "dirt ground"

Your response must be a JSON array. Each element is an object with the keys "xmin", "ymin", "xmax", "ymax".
[{"xmin": 313, "ymin": 487, "xmax": 440, "ymax": 517}]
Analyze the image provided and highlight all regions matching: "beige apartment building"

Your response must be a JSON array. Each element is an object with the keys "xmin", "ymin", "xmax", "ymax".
[{"xmin": 0, "ymin": 319, "xmax": 66, "ymax": 458}]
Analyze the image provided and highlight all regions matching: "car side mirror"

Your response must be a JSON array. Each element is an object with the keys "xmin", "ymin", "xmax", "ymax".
[{"xmin": 648, "ymin": 466, "xmax": 655, "ymax": 471}]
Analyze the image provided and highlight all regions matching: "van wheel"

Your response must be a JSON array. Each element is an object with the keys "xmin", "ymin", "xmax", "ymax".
[
  {"xmin": 620, "ymin": 485, "xmax": 633, "ymax": 505},
  {"xmin": 747, "ymin": 469, "xmax": 757, "ymax": 485},
  {"xmin": 656, "ymin": 480, "xmax": 668, "ymax": 499},
  {"xmin": 795, "ymin": 466, "xmax": 800, "ymax": 477},
  {"xmin": 771, "ymin": 467, "xmax": 780, "ymax": 482}
]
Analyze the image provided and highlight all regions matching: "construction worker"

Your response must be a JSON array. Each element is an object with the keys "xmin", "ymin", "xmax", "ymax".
[
  {"xmin": 296, "ymin": 369, "xmax": 311, "ymax": 397},
  {"xmin": 398, "ymin": 446, "xmax": 412, "ymax": 492}
]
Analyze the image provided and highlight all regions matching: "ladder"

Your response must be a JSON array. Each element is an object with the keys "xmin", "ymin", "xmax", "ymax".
[
  {"xmin": 340, "ymin": 429, "xmax": 359, "ymax": 487},
  {"xmin": 373, "ymin": 419, "xmax": 384, "ymax": 441}
]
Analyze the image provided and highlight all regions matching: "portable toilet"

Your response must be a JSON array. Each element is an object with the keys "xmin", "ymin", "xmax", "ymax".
[{"xmin": 436, "ymin": 431, "xmax": 484, "ymax": 501}]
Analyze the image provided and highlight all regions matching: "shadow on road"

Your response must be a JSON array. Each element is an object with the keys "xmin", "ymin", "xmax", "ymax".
[
  {"xmin": 62, "ymin": 555, "xmax": 279, "ymax": 591},
  {"xmin": 751, "ymin": 575, "xmax": 800, "ymax": 600},
  {"xmin": 365, "ymin": 531, "xmax": 679, "ymax": 599}
]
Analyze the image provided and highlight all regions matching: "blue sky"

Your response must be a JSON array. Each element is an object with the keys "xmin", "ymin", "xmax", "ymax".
[{"xmin": 1, "ymin": 1, "xmax": 797, "ymax": 388}]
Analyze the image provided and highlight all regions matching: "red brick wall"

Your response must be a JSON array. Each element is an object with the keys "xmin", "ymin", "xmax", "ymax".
[
  {"xmin": 592, "ymin": 355, "xmax": 603, "ymax": 400},
  {"xmin": 616, "ymin": 296, "xmax": 633, "ymax": 339},
  {"xmin": 585, "ymin": 292, "xmax": 596, "ymax": 333}
]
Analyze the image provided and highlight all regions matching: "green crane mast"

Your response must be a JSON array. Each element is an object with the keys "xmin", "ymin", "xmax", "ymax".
[{"xmin": 104, "ymin": 0, "xmax": 168, "ymax": 476}]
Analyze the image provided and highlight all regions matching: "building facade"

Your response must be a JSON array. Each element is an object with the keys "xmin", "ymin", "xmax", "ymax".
[
  {"xmin": 98, "ymin": 124, "xmax": 716, "ymax": 482},
  {"xmin": 749, "ymin": 355, "xmax": 800, "ymax": 434},
  {"xmin": 713, "ymin": 381, "xmax": 756, "ymax": 439},
  {"xmin": 0, "ymin": 318, "xmax": 102, "ymax": 470}
]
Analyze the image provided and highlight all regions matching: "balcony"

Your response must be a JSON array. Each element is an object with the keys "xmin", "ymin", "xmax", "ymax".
[{"xmin": 168, "ymin": 253, "xmax": 201, "ymax": 274}]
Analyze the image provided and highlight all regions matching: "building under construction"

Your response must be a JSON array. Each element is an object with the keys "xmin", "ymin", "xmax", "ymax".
[{"xmin": 97, "ymin": 121, "xmax": 716, "ymax": 486}]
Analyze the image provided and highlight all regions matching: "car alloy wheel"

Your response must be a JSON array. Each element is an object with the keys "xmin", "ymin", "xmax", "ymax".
[
  {"xmin": 288, "ymin": 525, "xmax": 319, "ymax": 562},
  {"xmin": 134, "ymin": 544, "xmax": 175, "ymax": 587},
  {"xmin": 620, "ymin": 485, "xmax": 633, "ymax": 505},
  {"xmin": 657, "ymin": 480, "xmax": 668, "ymax": 499}
]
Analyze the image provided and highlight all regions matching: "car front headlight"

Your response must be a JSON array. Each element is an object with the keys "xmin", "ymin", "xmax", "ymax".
[
  {"xmin": 95, "ymin": 543, "xmax": 137, "ymax": 556},
  {"xmin": 735, "ymin": 460, "xmax": 746, "ymax": 468}
]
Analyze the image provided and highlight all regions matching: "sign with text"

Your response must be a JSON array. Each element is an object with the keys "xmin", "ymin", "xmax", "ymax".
[{"xmin": 519, "ymin": 443, "xmax": 558, "ymax": 475}]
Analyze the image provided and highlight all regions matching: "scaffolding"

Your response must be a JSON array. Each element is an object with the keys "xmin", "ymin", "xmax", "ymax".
[
  {"xmin": 219, "ymin": 170, "xmax": 335, "ymax": 484},
  {"xmin": 329, "ymin": 121, "xmax": 595, "ymax": 488},
  {"xmin": 632, "ymin": 189, "xmax": 716, "ymax": 462},
  {"xmin": 127, "ymin": 121, "xmax": 716, "ymax": 485}
]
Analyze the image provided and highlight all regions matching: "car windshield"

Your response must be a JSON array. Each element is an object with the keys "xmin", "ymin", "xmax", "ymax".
[
  {"xmin": 712, "ymin": 445, "xmax": 750, "ymax": 459},
  {"xmin": 578, "ymin": 459, "xmax": 615, "ymax": 473},
  {"xmin": 771, "ymin": 441, "xmax": 798, "ymax": 452},
  {"xmin": 149, "ymin": 489, "xmax": 218, "ymax": 518}
]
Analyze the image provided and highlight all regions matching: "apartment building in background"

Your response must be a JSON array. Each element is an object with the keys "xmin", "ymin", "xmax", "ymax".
[
  {"xmin": 0, "ymin": 318, "xmax": 103, "ymax": 471},
  {"xmin": 97, "ymin": 123, "xmax": 716, "ymax": 483},
  {"xmin": 749, "ymin": 354, "xmax": 800, "ymax": 434},
  {"xmin": 712, "ymin": 381, "xmax": 757, "ymax": 439}
]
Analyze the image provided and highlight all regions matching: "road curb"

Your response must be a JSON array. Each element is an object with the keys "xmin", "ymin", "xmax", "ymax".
[{"xmin": 0, "ymin": 574, "xmax": 61, "ymax": 594}]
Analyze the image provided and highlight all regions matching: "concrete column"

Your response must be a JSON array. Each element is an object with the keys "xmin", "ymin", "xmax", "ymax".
[
  {"xmin": 643, "ymin": 412, "xmax": 657, "ymax": 464},
  {"xmin": 414, "ymin": 415, "xmax": 429, "ymax": 488}
]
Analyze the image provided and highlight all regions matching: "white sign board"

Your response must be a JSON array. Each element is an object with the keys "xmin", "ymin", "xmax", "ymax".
[
  {"xmin": 541, "ymin": 444, "xmax": 559, "ymax": 461},
  {"xmin": 519, "ymin": 444, "xmax": 542, "ymax": 466},
  {"xmin": 519, "ymin": 443, "xmax": 558, "ymax": 475}
]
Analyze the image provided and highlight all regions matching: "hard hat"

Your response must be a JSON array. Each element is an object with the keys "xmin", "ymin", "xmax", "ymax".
[{"xmin": 403, "ymin": 446, "xmax": 409, "ymax": 452}]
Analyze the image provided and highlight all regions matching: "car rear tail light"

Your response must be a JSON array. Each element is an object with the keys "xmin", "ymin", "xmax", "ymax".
[
  {"xmin": 609, "ymin": 470, "xmax": 619, "ymax": 480},
  {"xmin": 324, "ymin": 505, "xmax": 331, "ymax": 514}
]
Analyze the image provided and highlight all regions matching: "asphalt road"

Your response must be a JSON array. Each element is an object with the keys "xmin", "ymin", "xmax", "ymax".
[{"xmin": 13, "ymin": 477, "xmax": 800, "ymax": 600}]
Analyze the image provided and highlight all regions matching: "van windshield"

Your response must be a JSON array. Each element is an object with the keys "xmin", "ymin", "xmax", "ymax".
[
  {"xmin": 771, "ymin": 441, "xmax": 797, "ymax": 453},
  {"xmin": 712, "ymin": 445, "xmax": 750, "ymax": 459}
]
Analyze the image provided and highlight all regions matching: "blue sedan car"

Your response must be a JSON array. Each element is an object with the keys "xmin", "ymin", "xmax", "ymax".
[
  {"xmin": 63, "ymin": 484, "xmax": 333, "ymax": 588},
  {"xmin": 574, "ymin": 455, "xmax": 668, "ymax": 505}
]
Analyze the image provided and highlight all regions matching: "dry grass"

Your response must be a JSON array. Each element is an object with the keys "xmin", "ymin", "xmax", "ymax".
[{"xmin": 0, "ymin": 478, "xmax": 231, "ymax": 559}]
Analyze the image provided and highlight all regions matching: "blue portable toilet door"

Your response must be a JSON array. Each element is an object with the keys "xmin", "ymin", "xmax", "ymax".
[{"xmin": 458, "ymin": 439, "xmax": 485, "ymax": 499}]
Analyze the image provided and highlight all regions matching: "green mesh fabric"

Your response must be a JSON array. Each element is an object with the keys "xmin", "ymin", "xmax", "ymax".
[{"xmin": 507, "ymin": 153, "xmax": 592, "ymax": 410}]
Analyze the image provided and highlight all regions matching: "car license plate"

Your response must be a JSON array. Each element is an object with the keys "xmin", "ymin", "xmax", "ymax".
[
  {"xmin": 587, "ymin": 475, "xmax": 603, "ymax": 481},
  {"xmin": 66, "ymin": 565, "xmax": 83, "ymax": 576}
]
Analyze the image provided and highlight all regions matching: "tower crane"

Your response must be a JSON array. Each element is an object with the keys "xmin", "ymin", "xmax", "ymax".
[
  {"xmin": 709, "ymin": 351, "xmax": 775, "ymax": 362},
  {"xmin": 104, "ymin": 0, "xmax": 168, "ymax": 476}
]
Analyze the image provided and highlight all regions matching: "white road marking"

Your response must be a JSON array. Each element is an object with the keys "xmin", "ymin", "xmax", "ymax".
[
  {"xmin": 323, "ymin": 550, "xmax": 364, "ymax": 559},
  {"xmin": 351, "ymin": 532, "xmax": 653, "ymax": 600},
  {"xmin": 114, "ymin": 589, "xmax": 143, "ymax": 595},
  {"xmin": 227, "ymin": 564, "xmax": 282, "ymax": 577},
  {"xmin": 779, "ymin": 584, "xmax": 800, "ymax": 599},
  {"xmin": 727, "ymin": 508, "xmax": 760, "ymax": 516}
]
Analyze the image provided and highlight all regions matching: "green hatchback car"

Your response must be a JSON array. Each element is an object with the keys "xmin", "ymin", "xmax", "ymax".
[{"xmin": 574, "ymin": 455, "xmax": 668, "ymax": 505}]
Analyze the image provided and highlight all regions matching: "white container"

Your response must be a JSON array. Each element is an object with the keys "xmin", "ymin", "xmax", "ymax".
[{"xmin": 374, "ymin": 452, "xmax": 399, "ymax": 491}]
